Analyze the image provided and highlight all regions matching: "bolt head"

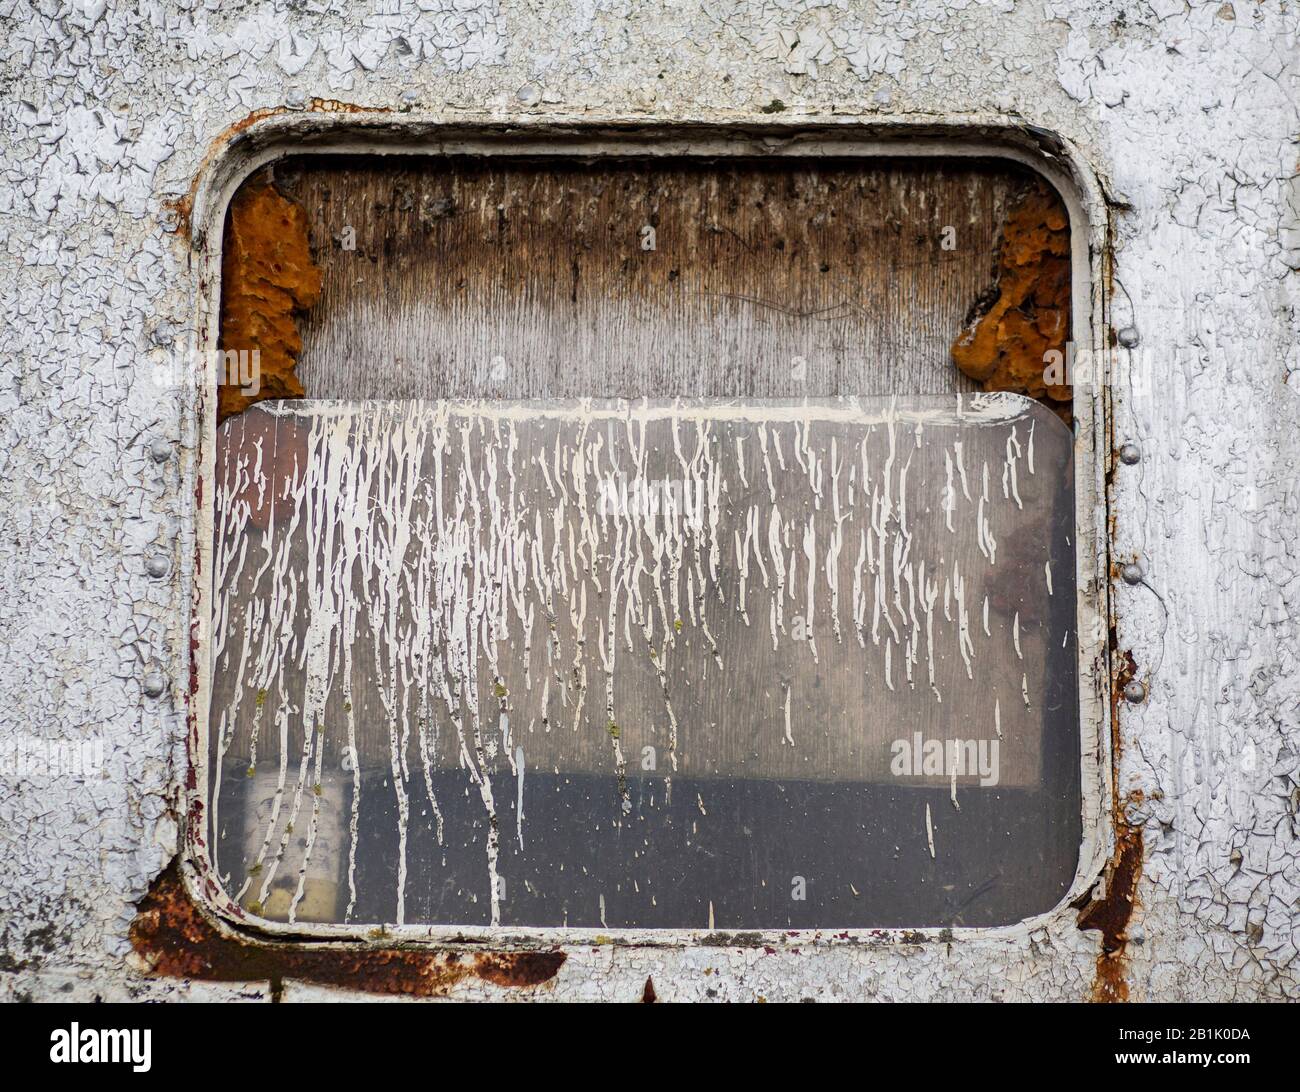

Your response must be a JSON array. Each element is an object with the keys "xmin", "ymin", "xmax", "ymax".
[
  {"xmin": 1117, "ymin": 326, "xmax": 1140, "ymax": 348},
  {"xmin": 145, "ymin": 554, "xmax": 170, "ymax": 578},
  {"xmin": 1118, "ymin": 443, "xmax": 1141, "ymax": 465},
  {"xmin": 1123, "ymin": 680, "xmax": 1146, "ymax": 704},
  {"xmin": 1120, "ymin": 562, "xmax": 1144, "ymax": 585},
  {"xmin": 142, "ymin": 672, "xmax": 167, "ymax": 699},
  {"xmin": 149, "ymin": 322, "xmax": 181, "ymax": 348}
]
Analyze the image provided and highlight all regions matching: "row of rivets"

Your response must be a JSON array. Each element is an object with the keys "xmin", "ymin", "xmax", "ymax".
[
  {"xmin": 1117, "ymin": 428, "xmax": 1146, "ymax": 703},
  {"xmin": 144, "ymin": 437, "xmax": 172, "ymax": 700}
]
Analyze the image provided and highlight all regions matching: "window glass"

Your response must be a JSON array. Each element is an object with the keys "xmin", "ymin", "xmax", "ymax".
[{"xmin": 209, "ymin": 394, "xmax": 1078, "ymax": 929}]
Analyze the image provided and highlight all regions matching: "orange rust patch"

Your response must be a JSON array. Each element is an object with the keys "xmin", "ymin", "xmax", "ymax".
[
  {"xmin": 130, "ymin": 863, "xmax": 565, "ymax": 998},
  {"xmin": 641, "ymin": 976, "xmax": 658, "ymax": 1003},
  {"xmin": 174, "ymin": 100, "xmax": 399, "ymax": 241},
  {"xmin": 1113, "ymin": 648, "xmax": 1139, "ymax": 706},
  {"xmin": 218, "ymin": 177, "xmax": 322, "ymax": 422},
  {"xmin": 1075, "ymin": 644, "xmax": 1144, "ymax": 1002},
  {"xmin": 1077, "ymin": 823, "xmax": 1144, "ymax": 1003},
  {"xmin": 951, "ymin": 177, "xmax": 1072, "ymax": 421},
  {"xmin": 308, "ymin": 97, "xmax": 391, "ymax": 114},
  {"xmin": 163, "ymin": 193, "xmax": 193, "ymax": 240},
  {"xmin": 474, "ymin": 951, "xmax": 568, "ymax": 988}
]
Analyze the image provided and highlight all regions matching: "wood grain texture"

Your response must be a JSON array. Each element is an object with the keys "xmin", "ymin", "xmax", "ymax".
[{"xmin": 271, "ymin": 156, "xmax": 1048, "ymax": 402}]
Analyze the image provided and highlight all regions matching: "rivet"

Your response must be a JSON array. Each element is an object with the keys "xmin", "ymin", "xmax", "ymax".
[
  {"xmin": 142, "ymin": 672, "xmax": 167, "ymax": 699},
  {"xmin": 1123, "ymin": 680, "xmax": 1146, "ymax": 704},
  {"xmin": 149, "ymin": 437, "xmax": 172, "ymax": 463},
  {"xmin": 516, "ymin": 84, "xmax": 541, "ymax": 107},
  {"xmin": 1117, "ymin": 326, "xmax": 1140, "ymax": 348},
  {"xmin": 285, "ymin": 89, "xmax": 306, "ymax": 110},
  {"xmin": 145, "ymin": 554, "xmax": 170, "ymax": 578},
  {"xmin": 150, "ymin": 320, "xmax": 183, "ymax": 348},
  {"xmin": 1121, "ymin": 562, "xmax": 1144, "ymax": 585},
  {"xmin": 1118, "ymin": 443, "xmax": 1141, "ymax": 465}
]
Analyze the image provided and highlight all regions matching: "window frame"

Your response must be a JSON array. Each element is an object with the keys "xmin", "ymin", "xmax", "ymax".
[{"xmin": 182, "ymin": 116, "xmax": 1112, "ymax": 951}]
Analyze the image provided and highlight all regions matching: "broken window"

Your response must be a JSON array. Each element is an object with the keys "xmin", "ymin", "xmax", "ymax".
[{"xmin": 205, "ymin": 155, "xmax": 1080, "ymax": 931}]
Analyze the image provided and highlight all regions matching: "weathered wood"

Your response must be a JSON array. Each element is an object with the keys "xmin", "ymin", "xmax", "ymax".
[{"xmin": 272, "ymin": 156, "xmax": 1046, "ymax": 402}]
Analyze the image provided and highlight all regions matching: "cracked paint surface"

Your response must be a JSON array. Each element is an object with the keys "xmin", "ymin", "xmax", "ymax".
[{"xmin": 1, "ymin": 0, "xmax": 1297, "ymax": 1001}]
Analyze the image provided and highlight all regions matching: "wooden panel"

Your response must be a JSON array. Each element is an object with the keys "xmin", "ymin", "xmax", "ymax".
[{"xmin": 271, "ymin": 155, "xmax": 1041, "ymax": 401}]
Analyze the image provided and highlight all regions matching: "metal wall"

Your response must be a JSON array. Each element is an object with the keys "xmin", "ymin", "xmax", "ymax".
[{"xmin": 1, "ymin": 0, "xmax": 1297, "ymax": 1001}]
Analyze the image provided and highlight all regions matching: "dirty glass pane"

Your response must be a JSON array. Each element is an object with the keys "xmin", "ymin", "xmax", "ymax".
[{"xmin": 208, "ymin": 395, "xmax": 1078, "ymax": 930}]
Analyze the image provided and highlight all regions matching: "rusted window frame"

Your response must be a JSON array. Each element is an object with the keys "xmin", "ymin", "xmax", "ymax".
[{"xmin": 180, "ymin": 115, "xmax": 1112, "ymax": 952}]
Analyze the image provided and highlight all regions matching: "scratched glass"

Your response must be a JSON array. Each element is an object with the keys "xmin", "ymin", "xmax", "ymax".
[{"xmin": 207, "ymin": 395, "xmax": 1079, "ymax": 930}]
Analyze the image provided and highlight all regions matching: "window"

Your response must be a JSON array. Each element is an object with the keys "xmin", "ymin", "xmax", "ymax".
[{"xmin": 203, "ymin": 151, "xmax": 1082, "ymax": 932}]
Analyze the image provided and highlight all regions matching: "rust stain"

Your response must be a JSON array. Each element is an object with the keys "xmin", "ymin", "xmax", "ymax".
[
  {"xmin": 173, "ymin": 100, "xmax": 398, "ymax": 240},
  {"xmin": 307, "ymin": 97, "xmax": 391, "ymax": 114},
  {"xmin": 1075, "ymin": 644, "xmax": 1144, "ymax": 1002},
  {"xmin": 163, "ymin": 193, "xmax": 193, "ymax": 240},
  {"xmin": 473, "ymin": 951, "xmax": 568, "ymax": 988},
  {"xmin": 1113, "ymin": 647, "xmax": 1138, "ymax": 698},
  {"xmin": 641, "ymin": 976, "xmax": 658, "ymax": 1003},
  {"xmin": 130, "ymin": 863, "xmax": 566, "ymax": 998},
  {"xmin": 218, "ymin": 176, "xmax": 322, "ymax": 422},
  {"xmin": 951, "ymin": 176, "xmax": 1072, "ymax": 421},
  {"xmin": 1077, "ymin": 821, "xmax": 1143, "ymax": 1002},
  {"xmin": 170, "ymin": 107, "xmax": 292, "ymax": 242},
  {"xmin": 176, "ymin": 101, "xmax": 398, "ymax": 416}
]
